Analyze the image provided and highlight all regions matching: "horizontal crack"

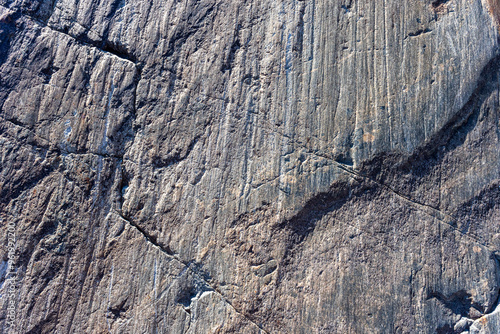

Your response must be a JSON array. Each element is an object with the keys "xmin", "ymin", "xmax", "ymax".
[
  {"xmin": 0, "ymin": 115, "xmax": 124, "ymax": 160},
  {"xmin": 405, "ymin": 28, "xmax": 432, "ymax": 39}
]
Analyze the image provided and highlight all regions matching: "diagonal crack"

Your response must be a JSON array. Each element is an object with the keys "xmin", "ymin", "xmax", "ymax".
[
  {"xmin": 0, "ymin": 5, "xmax": 140, "ymax": 67},
  {"xmin": 313, "ymin": 150, "xmax": 497, "ymax": 253},
  {"xmin": 1, "ymin": 10, "xmax": 483, "ymax": 248},
  {"xmin": 4, "ymin": 4, "xmax": 497, "ymax": 330},
  {"xmin": 115, "ymin": 211, "xmax": 269, "ymax": 334},
  {"xmin": 236, "ymin": 110, "xmax": 495, "ymax": 252}
]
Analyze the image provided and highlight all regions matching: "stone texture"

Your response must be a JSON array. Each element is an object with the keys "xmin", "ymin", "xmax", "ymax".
[{"xmin": 0, "ymin": 0, "xmax": 500, "ymax": 333}]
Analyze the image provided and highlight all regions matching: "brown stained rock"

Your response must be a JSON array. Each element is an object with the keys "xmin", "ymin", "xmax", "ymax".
[{"xmin": 486, "ymin": 0, "xmax": 500, "ymax": 30}]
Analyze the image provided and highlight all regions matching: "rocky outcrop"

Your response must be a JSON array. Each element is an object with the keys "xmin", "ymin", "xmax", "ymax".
[{"xmin": 1, "ymin": 0, "xmax": 499, "ymax": 333}]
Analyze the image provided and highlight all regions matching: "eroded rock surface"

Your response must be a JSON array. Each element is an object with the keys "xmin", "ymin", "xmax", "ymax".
[{"xmin": 1, "ymin": 0, "xmax": 500, "ymax": 333}]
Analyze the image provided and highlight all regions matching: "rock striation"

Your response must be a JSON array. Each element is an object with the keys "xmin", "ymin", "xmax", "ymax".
[{"xmin": 0, "ymin": 0, "xmax": 500, "ymax": 333}]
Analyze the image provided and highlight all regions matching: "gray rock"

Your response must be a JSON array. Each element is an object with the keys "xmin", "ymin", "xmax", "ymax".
[
  {"xmin": 455, "ymin": 317, "xmax": 473, "ymax": 332},
  {"xmin": 1, "ymin": 0, "xmax": 500, "ymax": 333}
]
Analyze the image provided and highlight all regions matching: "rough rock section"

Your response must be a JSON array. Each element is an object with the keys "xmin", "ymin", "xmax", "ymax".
[{"xmin": 1, "ymin": 0, "xmax": 500, "ymax": 333}]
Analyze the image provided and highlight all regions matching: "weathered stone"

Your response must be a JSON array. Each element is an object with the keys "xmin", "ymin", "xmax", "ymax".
[{"xmin": 0, "ymin": 0, "xmax": 499, "ymax": 333}]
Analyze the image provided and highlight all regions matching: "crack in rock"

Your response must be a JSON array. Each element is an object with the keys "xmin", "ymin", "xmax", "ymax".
[
  {"xmin": 0, "ymin": 5, "xmax": 140, "ymax": 67},
  {"xmin": 115, "ymin": 212, "xmax": 270, "ymax": 334}
]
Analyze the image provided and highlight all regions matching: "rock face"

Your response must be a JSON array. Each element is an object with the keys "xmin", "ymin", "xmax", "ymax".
[{"xmin": 1, "ymin": 0, "xmax": 500, "ymax": 333}]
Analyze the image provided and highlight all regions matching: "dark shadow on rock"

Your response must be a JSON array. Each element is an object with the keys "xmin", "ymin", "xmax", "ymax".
[{"xmin": 359, "ymin": 53, "xmax": 500, "ymax": 188}]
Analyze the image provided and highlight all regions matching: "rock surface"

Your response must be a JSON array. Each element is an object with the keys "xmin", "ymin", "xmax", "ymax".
[{"xmin": 0, "ymin": 0, "xmax": 500, "ymax": 333}]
